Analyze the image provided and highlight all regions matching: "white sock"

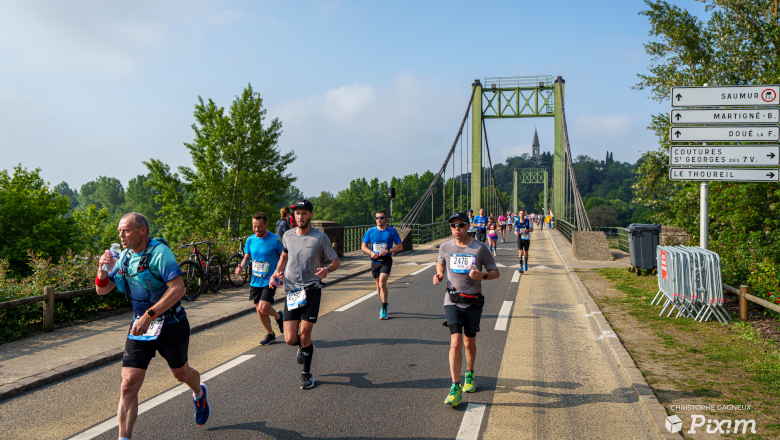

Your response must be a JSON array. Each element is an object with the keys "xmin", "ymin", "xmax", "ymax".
[{"xmin": 193, "ymin": 390, "xmax": 203, "ymax": 399}]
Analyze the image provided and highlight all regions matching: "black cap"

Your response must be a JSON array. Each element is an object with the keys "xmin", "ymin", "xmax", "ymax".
[
  {"xmin": 292, "ymin": 199, "xmax": 313, "ymax": 212},
  {"xmin": 467, "ymin": 209, "xmax": 473, "ymax": 213},
  {"xmin": 447, "ymin": 212, "xmax": 470, "ymax": 223}
]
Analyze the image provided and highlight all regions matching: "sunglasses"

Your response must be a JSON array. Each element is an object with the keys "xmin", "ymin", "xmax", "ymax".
[
  {"xmin": 375, "ymin": 216, "xmax": 386, "ymax": 220},
  {"xmin": 449, "ymin": 222, "xmax": 469, "ymax": 229}
]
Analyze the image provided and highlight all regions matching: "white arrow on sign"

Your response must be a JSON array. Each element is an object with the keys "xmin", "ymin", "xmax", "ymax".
[
  {"xmin": 671, "ymin": 85, "xmax": 780, "ymax": 107},
  {"xmin": 670, "ymin": 108, "xmax": 780, "ymax": 125},
  {"xmin": 670, "ymin": 126, "xmax": 779, "ymax": 142},
  {"xmin": 669, "ymin": 168, "xmax": 779, "ymax": 182},
  {"xmin": 669, "ymin": 145, "xmax": 780, "ymax": 166}
]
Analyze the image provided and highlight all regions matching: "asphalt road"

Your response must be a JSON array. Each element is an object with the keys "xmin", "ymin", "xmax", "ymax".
[{"xmin": 0, "ymin": 236, "xmax": 655, "ymax": 440}]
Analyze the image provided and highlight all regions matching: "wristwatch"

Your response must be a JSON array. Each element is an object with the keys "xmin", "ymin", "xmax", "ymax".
[
  {"xmin": 482, "ymin": 273, "xmax": 488, "ymax": 280},
  {"xmin": 326, "ymin": 266, "xmax": 332, "ymax": 272},
  {"xmin": 146, "ymin": 308, "xmax": 156, "ymax": 319}
]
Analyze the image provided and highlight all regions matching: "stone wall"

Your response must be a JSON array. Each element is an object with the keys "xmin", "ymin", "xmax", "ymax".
[
  {"xmin": 660, "ymin": 225, "xmax": 691, "ymax": 246},
  {"xmin": 571, "ymin": 231, "xmax": 613, "ymax": 261},
  {"xmin": 311, "ymin": 220, "xmax": 344, "ymax": 257}
]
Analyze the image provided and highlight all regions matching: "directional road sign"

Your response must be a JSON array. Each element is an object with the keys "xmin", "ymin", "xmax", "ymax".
[
  {"xmin": 670, "ymin": 126, "xmax": 779, "ymax": 142},
  {"xmin": 669, "ymin": 168, "xmax": 779, "ymax": 182},
  {"xmin": 670, "ymin": 108, "xmax": 780, "ymax": 125},
  {"xmin": 669, "ymin": 145, "xmax": 780, "ymax": 166},
  {"xmin": 671, "ymin": 85, "xmax": 780, "ymax": 107}
]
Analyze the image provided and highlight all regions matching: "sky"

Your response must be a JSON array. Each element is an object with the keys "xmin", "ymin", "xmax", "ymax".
[{"xmin": 0, "ymin": 0, "xmax": 709, "ymax": 197}]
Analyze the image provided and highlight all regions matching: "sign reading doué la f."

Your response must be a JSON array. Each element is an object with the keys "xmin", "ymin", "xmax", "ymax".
[{"xmin": 671, "ymin": 85, "xmax": 780, "ymax": 107}]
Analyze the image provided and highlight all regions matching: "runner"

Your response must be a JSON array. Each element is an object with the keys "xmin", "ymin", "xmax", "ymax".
[
  {"xmin": 236, "ymin": 212, "xmax": 285, "ymax": 346},
  {"xmin": 473, "ymin": 208, "xmax": 488, "ymax": 243},
  {"xmin": 95, "ymin": 212, "xmax": 210, "ymax": 439},
  {"xmin": 276, "ymin": 206, "xmax": 292, "ymax": 238},
  {"xmin": 433, "ymin": 212, "xmax": 500, "ymax": 407},
  {"xmin": 361, "ymin": 210, "xmax": 403, "ymax": 320},
  {"xmin": 514, "ymin": 210, "xmax": 533, "ymax": 273},
  {"xmin": 497, "ymin": 212, "xmax": 507, "ymax": 243},
  {"xmin": 466, "ymin": 210, "xmax": 476, "ymax": 238},
  {"xmin": 549, "ymin": 210, "xmax": 555, "ymax": 229},
  {"xmin": 486, "ymin": 216, "xmax": 498, "ymax": 257},
  {"xmin": 270, "ymin": 199, "xmax": 340, "ymax": 389}
]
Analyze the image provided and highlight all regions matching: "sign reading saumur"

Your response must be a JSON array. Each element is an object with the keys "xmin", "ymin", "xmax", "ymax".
[{"xmin": 669, "ymin": 84, "xmax": 779, "ymax": 182}]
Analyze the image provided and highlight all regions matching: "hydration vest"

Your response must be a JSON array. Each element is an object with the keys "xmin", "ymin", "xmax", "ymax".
[{"xmin": 113, "ymin": 238, "xmax": 170, "ymax": 303}]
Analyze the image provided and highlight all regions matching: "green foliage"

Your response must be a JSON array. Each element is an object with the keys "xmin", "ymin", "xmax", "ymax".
[
  {"xmin": 72, "ymin": 204, "xmax": 114, "ymax": 254},
  {"xmin": 54, "ymin": 181, "xmax": 79, "ymax": 211},
  {"xmin": 0, "ymin": 165, "xmax": 77, "ymax": 276},
  {"xmin": 77, "ymin": 176, "xmax": 125, "ymax": 216},
  {"xmin": 634, "ymin": 0, "xmax": 780, "ymax": 294}
]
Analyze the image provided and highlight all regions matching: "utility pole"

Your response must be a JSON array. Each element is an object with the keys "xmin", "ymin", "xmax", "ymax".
[{"xmin": 700, "ymin": 83, "xmax": 709, "ymax": 249}]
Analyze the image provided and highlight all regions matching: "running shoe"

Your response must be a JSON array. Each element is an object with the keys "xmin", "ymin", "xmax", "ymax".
[
  {"xmin": 492, "ymin": 249, "xmax": 497, "ymax": 257},
  {"xmin": 524, "ymin": 264, "xmax": 528, "ymax": 272},
  {"xmin": 444, "ymin": 383, "xmax": 462, "ymax": 406},
  {"xmin": 463, "ymin": 371, "xmax": 476, "ymax": 393},
  {"xmin": 296, "ymin": 347, "xmax": 303, "ymax": 364},
  {"xmin": 518, "ymin": 267, "xmax": 524, "ymax": 273},
  {"xmin": 502, "ymin": 238, "xmax": 505, "ymax": 243},
  {"xmin": 276, "ymin": 311, "xmax": 284, "ymax": 334},
  {"xmin": 379, "ymin": 304, "xmax": 388, "ymax": 320},
  {"xmin": 193, "ymin": 384, "xmax": 211, "ymax": 426},
  {"xmin": 301, "ymin": 372, "xmax": 315, "ymax": 389},
  {"xmin": 259, "ymin": 333, "xmax": 275, "ymax": 346}
]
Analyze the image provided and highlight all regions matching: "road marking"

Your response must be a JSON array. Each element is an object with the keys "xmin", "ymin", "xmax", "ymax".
[
  {"xmin": 494, "ymin": 301, "xmax": 513, "ymax": 331},
  {"xmin": 69, "ymin": 354, "xmax": 255, "ymax": 440},
  {"xmin": 409, "ymin": 263, "xmax": 436, "ymax": 276},
  {"xmin": 335, "ymin": 291, "xmax": 377, "ymax": 312},
  {"xmin": 532, "ymin": 265, "xmax": 552, "ymax": 269},
  {"xmin": 510, "ymin": 271, "xmax": 521, "ymax": 283},
  {"xmin": 494, "ymin": 263, "xmax": 506, "ymax": 267},
  {"xmin": 456, "ymin": 402, "xmax": 486, "ymax": 440},
  {"xmin": 399, "ymin": 262, "xmax": 419, "ymax": 265}
]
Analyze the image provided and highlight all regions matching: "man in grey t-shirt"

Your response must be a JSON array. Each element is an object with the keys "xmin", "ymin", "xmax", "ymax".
[
  {"xmin": 433, "ymin": 212, "xmax": 499, "ymax": 407},
  {"xmin": 271, "ymin": 199, "xmax": 340, "ymax": 390}
]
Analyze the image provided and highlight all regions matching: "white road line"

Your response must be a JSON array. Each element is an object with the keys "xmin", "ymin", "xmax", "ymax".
[
  {"xmin": 494, "ymin": 263, "xmax": 506, "ymax": 267},
  {"xmin": 510, "ymin": 271, "xmax": 521, "ymax": 283},
  {"xmin": 69, "ymin": 354, "xmax": 255, "ymax": 440},
  {"xmin": 456, "ymin": 402, "xmax": 487, "ymax": 440},
  {"xmin": 494, "ymin": 301, "xmax": 513, "ymax": 331},
  {"xmin": 409, "ymin": 263, "xmax": 436, "ymax": 276},
  {"xmin": 335, "ymin": 291, "xmax": 377, "ymax": 312}
]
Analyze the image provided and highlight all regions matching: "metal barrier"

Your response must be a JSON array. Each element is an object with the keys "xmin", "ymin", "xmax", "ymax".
[
  {"xmin": 651, "ymin": 246, "xmax": 731, "ymax": 323},
  {"xmin": 343, "ymin": 224, "xmax": 374, "ymax": 254},
  {"xmin": 592, "ymin": 226, "xmax": 629, "ymax": 252},
  {"xmin": 557, "ymin": 219, "xmax": 573, "ymax": 242}
]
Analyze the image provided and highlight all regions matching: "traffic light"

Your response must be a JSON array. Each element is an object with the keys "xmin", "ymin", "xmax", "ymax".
[{"xmin": 387, "ymin": 187, "xmax": 395, "ymax": 199}]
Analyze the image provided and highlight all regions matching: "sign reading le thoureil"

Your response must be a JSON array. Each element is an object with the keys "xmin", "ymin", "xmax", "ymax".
[{"xmin": 670, "ymin": 168, "xmax": 779, "ymax": 182}]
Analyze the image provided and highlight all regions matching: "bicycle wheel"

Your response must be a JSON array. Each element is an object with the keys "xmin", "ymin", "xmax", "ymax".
[
  {"xmin": 179, "ymin": 260, "xmax": 205, "ymax": 301},
  {"xmin": 207, "ymin": 255, "xmax": 223, "ymax": 293},
  {"xmin": 227, "ymin": 254, "xmax": 247, "ymax": 287}
]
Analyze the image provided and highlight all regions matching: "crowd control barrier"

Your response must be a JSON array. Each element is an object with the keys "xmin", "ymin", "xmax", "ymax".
[{"xmin": 650, "ymin": 246, "xmax": 731, "ymax": 323}]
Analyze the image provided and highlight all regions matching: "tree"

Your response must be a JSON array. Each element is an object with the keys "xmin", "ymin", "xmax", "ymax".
[
  {"xmin": 77, "ymin": 176, "xmax": 125, "ymax": 216},
  {"xmin": 124, "ymin": 174, "xmax": 162, "ymax": 236},
  {"xmin": 54, "ymin": 182, "xmax": 79, "ymax": 211},
  {"xmin": 0, "ymin": 165, "xmax": 77, "ymax": 275},
  {"xmin": 146, "ymin": 84, "xmax": 296, "ymax": 239},
  {"xmin": 588, "ymin": 205, "xmax": 621, "ymax": 227}
]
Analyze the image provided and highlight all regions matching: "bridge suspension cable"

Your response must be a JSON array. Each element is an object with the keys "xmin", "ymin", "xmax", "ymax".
[
  {"xmin": 556, "ymin": 85, "xmax": 591, "ymax": 231},
  {"xmin": 481, "ymin": 119, "xmax": 503, "ymax": 216}
]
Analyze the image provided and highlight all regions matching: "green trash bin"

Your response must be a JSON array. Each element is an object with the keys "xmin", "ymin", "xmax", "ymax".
[{"xmin": 625, "ymin": 224, "xmax": 661, "ymax": 271}]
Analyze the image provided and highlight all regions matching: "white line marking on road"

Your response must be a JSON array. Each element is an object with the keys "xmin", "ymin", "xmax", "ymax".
[
  {"xmin": 409, "ymin": 263, "xmax": 436, "ymax": 276},
  {"xmin": 532, "ymin": 265, "xmax": 552, "ymax": 269},
  {"xmin": 335, "ymin": 291, "xmax": 377, "ymax": 312},
  {"xmin": 494, "ymin": 301, "xmax": 513, "ymax": 331},
  {"xmin": 399, "ymin": 262, "xmax": 419, "ymax": 265},
  {"xmin": 494, "ymin": 263, "xmax": 506, "ymax": 267},
  {"xmin": 510, "ymin": 271, "xmax": 521, "ymax": 283},
  {"xmin": 69, "ymin": 354, "xmax": 256, "ymax": 440},
  {"xmin": 456, "ymin": 402, "xmax": 487, "ymax": 440}
]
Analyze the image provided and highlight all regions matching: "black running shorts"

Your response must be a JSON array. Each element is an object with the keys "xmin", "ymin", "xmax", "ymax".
[
  {"xmin": 284, "ymin": 287, "xmax": 322, "ymax": 323},
  {"xmin": 371, "ymin": 257, "xmax": 393, "ymax": 279},
  {"xmin": 123, "ymin": 318, "xmax": 190, "ymax": 370},
  {"xmin": 476, "ymin": 232, "xmax": 487, "ymax": 243},
  {"xmin": 250, "ymin": 285, "xmax": 276, "ymax": 304},
  {"xmin": 445, "ymin": 304, "xmax": 482, "ymax": 338},
  {"xmin": 517, "ymin": 238, "xmax": 530, "ymax": 252}
]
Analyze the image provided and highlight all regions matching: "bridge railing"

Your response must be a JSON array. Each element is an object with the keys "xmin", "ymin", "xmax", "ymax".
[
  {"xmin": 343, "ymin": 224, "xmax": 375, "ymax": 254},
  {"xmin": 342, "ymin": 221, "xmax": 451, "ymax": 254},
  {"xmin": 591, "ymin": 227, "xmax": 629, "ymax": 253},
  {"xmin": 557, "ymin": 219, "xmax": 574, "ymax": 242}
]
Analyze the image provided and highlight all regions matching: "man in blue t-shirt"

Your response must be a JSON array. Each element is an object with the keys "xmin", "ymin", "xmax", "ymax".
[
  {"xmin": 473, "ymin": 208, "xmax": 488, "ymax": 243},
  {"xmin": 96, "ymin": 212, "xmax": 211, "ymax": 435},
  {"xmin": 237, "ymin": 212, "xmax": 285, "ymax": 346},
  {"xmin": 361, "ymin": 210, "xmax": 404, "ymax": 320},
  {"xmin": 513, "ymin": 210, "xmax": 534, "ymax": 273}
]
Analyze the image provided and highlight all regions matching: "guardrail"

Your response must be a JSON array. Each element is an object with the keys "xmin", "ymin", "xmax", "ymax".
[
  {"xmin": 557, "ymin": 219, "xmax": 574, "ymax": 242},
  {"xmin": 592, "ymin": 226, "xmax": 629, "ymax": 253}
]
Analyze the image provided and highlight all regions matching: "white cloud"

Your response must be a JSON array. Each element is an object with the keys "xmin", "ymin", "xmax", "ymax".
[
  {"xmin": 498, "ymin": 142, "xmax": 533, "ymax": 160},
  {"xmin": 268, "ymin": 72, "xmax": 465, "ymax": 196}
]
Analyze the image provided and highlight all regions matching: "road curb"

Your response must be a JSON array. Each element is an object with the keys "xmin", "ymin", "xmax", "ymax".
[
  {"xmin": 0, "ymin": 263, "xmax": 375, "ymax": 403},
  {"xmin": 547, "ymin": 229, "xmax": 681, "ymax": 440}
]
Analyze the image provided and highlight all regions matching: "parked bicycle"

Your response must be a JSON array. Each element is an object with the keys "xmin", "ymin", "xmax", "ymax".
[
  {"xmin": 179, "ymin": 241, "xmax": 223, "ymax": 298},
  {"xmin": 226, "ymin": 235, "xmax": 251, "ymax": 287},
  {"xmin": 178, "ymin": 258, "xmax": 205, "ymax": 302}
]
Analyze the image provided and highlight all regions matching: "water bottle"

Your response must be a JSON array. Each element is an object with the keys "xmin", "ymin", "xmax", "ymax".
[{"xmin": 102, "ymin": 243, "xmax": 121, "ymax": 271}]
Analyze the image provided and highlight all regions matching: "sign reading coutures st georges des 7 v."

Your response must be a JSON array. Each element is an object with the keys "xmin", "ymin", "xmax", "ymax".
[{"xmin": 669, "ymin": 85, "xmax": 780, "ymax": 182}]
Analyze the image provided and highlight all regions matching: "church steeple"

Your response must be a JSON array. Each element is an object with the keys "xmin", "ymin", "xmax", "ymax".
[{"xmin": 532, "ymin": 127, "xmax": 540, "ymax": 162}]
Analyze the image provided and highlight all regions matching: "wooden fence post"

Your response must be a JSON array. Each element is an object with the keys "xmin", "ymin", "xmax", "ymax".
[
  {"xmin": 42, "ymin": 286, "xmax": 55, "ymax": 333},
  {"xmin": 739, "ymin": 285, "xmax": 750, "ymax": 321}
]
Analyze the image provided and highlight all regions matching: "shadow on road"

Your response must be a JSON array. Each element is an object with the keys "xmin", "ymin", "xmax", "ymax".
[{"xmin": 208, "ymin": 421, "xmax": 451, "ymax": 440}]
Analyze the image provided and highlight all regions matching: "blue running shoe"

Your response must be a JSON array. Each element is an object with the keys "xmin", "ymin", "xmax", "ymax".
[
  {"xmin": 524, "ymin": 264, "xmax": 528, "ymax": 271},
  {"xmin": 380, "ymin": 304, "xmax": 388, "ymax": 320},
  {"xmin": 193, "ymin": 384, "xmax": 211, "ymax": 426}
]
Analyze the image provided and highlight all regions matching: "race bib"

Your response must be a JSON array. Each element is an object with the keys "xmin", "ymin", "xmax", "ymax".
[
  {"xmin": 252, "ymin": 261, "xmax": 270, "ymax": 276},
  {"xmin": 287, "ymin": 289, "xmax": 307, "ymax": 310},
  {"xmin": 372, "ymin": 242, "xmax": 387, "ymax": 253},
  {"xmin": 521, "ymin": 232, "xmax": 531, "ymax": 240},
  {"xmin": 450, "ymin": 253, "xmax": 476, "ymax": 274},
  {"xmin": 128, "ymin": 318, "xmax": 164, "ymax": 341}
]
